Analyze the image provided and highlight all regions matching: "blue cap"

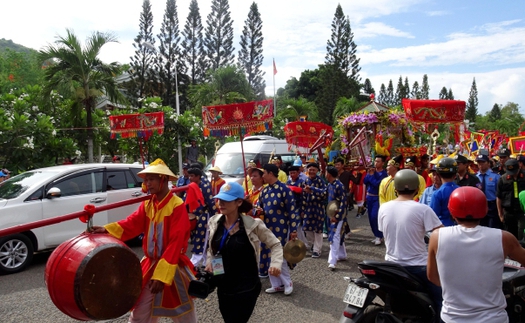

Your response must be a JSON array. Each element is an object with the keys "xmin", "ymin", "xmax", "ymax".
[
  {"xmin": 293, "ymin": 158, "xmax": 302, "ymax": 167},
  {"xmin": 213, "ymin": 182, "xmax": 245, "ymax": 201},
  {"xmin": 0, "ymin": 171, "xmax": 5, "ymax": 177},
  {"xmin": 475, "ymin": 155, "xmax": 489, "ymax": 162}
]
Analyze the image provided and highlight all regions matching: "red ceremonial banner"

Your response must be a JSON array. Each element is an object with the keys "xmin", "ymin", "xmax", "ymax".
[
  {"xmin": 109, "ymin": 112, "xmax": 164, "ymax": 140},
  {"xmin": 402, "ymin": 99, "xmax": 466, "ymax": 123},
  {"xmin": 284, "ymin": 121, "xmax": 334, "ymax": 148},
  {"xmin": 508, "ymin": 136, "xmax": 525, "ymax": 155},
  {"xmin": 202, "ymin": 99, "xmax": 273, "ymax": 137}
]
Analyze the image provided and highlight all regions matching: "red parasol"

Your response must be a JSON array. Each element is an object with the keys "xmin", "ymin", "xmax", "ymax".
[
  {"xmin": 402, "ymin": 99, "xmax": 466, "ymax": 124},
  {"xmin": 284, "ymin": 121, "xmax": 334, "ymax": 149}
]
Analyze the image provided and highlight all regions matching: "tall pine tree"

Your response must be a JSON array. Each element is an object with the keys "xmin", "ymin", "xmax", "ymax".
[
  {"xmin": 325, "ymin": 5, "xmax": 360, "ymax": 81},
  {"xmin": 411, "ymin": 81, "xmax": 420, "ymax": 99},
  {"xmin": 363, "ymin": 78, "xmax": 374, "ymax": 94},
  {"xmin": 238, "ymin": 2, "xmax": 265, "ymax": 100},
  {"xmin": 386, "ymin": 79, "xmax": 394, "ymax": 106},
  {"xmin": 155, "ymin": 0, "xmax": 183, "ymax": 108},
  {"xmin": 466, "ymin": 78, "xmax": 478, "ymax": 122},
  {"xmin": 394, "ymin": 76, "xmax": 408, "ymax": 106},
  {"xmin": 318, "ymin": 4, "xmax": 360, "ymax": 125},
  {"xmin": 439, "ymin": 87, "xmax": 448, "ymax": 99},
  {"xmin": 346, "ymin": 16, "xmax": 361, "ymax": 82},
  {"xmin": 403, "ymin": 77, "xmax": 410, "ymax": 99},
  {"xmin": 447, "ymin": 88, "xmax": 454, "ymax": 100},
  {"xmin": 489, "ymin": 103, "xmax": 501, "ymax": 122},
  {"xmin": 181, "ymin": 0, "xmax": 206, "ymax": 84},
  {"xmin": 420, "ymin": 74, "xmax": 430, "ymax": 99},
  {"xmin": 203, "ymin": 0, "xmax": 235, "ymax": 70},
  {"xmin": 378, "ymin": 83, "xmax": 386, "ymax": 105},
  {"xmin": 325, "ymin": 5, "xmax": 348, "ymax": 73},
  {"xmin": 129, "ymin": 0, "xmax": 156, "ymax": 106}
]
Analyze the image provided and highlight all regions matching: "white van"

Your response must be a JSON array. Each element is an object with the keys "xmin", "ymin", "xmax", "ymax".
[{"xmin": 205, "ymin": 135, "xmax": 295, "ymax": 183}]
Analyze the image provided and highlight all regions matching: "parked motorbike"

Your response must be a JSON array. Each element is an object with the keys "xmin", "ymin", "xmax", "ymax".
[{"xmin": 339, "ymin": 259, "xmax": 525, "ymax": 323}]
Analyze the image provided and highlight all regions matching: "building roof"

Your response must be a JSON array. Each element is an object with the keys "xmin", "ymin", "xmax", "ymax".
[{"xmin": 358, "ymin": 100, "xmax": 390, "ymax": 113}]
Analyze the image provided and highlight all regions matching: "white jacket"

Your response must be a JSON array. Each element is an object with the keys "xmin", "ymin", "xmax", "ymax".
[{"xmin": 206, "ymin": 214, "xmax": 283, "ymax": 270}]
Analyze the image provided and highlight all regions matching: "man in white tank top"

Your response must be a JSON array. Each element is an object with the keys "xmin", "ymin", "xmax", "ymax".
[{"xmin": 428, "ymin": 186, "xmax": 525, "ymax": 323}]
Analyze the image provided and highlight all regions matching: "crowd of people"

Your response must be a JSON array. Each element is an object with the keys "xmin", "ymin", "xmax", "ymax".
[{"xmin": 84, "ymin": 144, "xmax": 525, "ymax": 323}]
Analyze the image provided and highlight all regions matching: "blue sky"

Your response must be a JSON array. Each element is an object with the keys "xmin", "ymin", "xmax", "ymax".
[{"xmin": 2, "ymin": 0, "xmax": 525, "ymax": 115}]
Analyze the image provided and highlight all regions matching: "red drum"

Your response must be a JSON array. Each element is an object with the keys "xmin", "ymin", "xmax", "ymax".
[{"xmin": 45, "ymin": 233, "xmax": 142, "ymax": 321}]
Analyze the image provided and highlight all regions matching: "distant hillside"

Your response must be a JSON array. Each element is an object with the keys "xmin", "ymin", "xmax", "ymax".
[{"xmin": 0, "ymin": 39, "xmax": 37, "ymax": 54}]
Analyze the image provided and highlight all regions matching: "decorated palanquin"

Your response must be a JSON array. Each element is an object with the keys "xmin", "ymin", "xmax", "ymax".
[
  {"xmin": 202, "ymin": 99, "xmax": 273, "ymax": 137},
  {"xmin": 109, "ymin": 112, "xmax": 164, "ymax": 140},
  {"xmin": 338, "ymin": 100, "xmax": 416, "ymax": 164},
  {"xmin": 283, "ymin": 121, "xmax": 334, "ymax": 153},
  {"xmin": 402, "ymin": 99, "xmax": 469, "ymax": 157}
]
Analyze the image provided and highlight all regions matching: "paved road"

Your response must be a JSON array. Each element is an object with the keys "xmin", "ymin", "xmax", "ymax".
[{"xmin": 0, "ymin": 210, "xmax": 386, "ymax": 323}]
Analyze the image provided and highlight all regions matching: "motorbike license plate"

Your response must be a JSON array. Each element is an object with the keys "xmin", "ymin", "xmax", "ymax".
[{"xmin": 343, "ymin": 282, "xmax": 368, "ymax": 308}]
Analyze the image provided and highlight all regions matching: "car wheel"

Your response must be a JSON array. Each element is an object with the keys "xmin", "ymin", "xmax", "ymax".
[{"xmin": 0, "ymin": 234, "xmax": 34, "ymax": 274}]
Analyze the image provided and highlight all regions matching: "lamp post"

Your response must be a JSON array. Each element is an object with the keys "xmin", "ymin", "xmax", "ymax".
[
  {"xmin": 174, "ymin": 64, "xmax": 183, "ymax": 175},
  {"xmin": 143, "ymin": 42, "xmax": 183, "ymax": 175}
]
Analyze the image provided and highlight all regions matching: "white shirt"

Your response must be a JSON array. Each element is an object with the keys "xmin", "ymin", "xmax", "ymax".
[{"xmin": 378, "ymin": 200, "xmax": 442, "ymax": 266}]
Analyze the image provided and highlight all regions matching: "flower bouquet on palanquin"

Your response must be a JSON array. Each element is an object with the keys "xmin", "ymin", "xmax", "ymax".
[{"xmin": 338, "ymin": 110, "xmax": 415, "ymax": 159}]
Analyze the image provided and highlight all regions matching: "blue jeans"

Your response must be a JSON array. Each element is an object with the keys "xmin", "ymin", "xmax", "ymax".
[{"xmin": 404, "ymin": 265, "xmax": 442, "ymax": 322}]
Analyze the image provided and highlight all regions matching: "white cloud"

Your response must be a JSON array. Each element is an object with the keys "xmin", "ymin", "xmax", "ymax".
[
  {"xmin": 362, "ymin": 68, "xmax": 525, "ymax": 114},
  {"xmin": 426, "ymin": 11, "xmax": 449, "ymax": 17},
  {"xmin": 356, "ymin": 22, "xmax": 415, "ymax": 39},
  {"xmin": 360, "ymin": 22, "xmax": 525, "ymax": 66}
]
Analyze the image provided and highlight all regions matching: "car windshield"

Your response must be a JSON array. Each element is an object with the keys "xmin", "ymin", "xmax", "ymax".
[
  {"xmin": 0, "ymin": 171, "xmax": 55, "ymax": 200},
  {"xmin": 208, "ymin": 153, "xmax": 257, "ymax": 176}
]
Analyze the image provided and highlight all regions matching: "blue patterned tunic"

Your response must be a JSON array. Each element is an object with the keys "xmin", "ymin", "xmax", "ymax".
[
  {"xmin": 303, "ymin": 175, "xmax": 327, "ymax": 233},
  {"xmin": 191, "ymin": 178, "xmax": 217, "ymax": 255},
  {"xmin": 327, "ymin": 179, "xmax": 350, "ymax": 243},
  {"xmin": 257, "ymin": 181, "xmax": 300, "ymax": 246},
  {"xmin": 286, "ymin": 177, "xmax": 306, "ymax": 217}
]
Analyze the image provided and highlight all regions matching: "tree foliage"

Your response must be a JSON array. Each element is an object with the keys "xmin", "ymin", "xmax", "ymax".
[
  {"xmin": 420, "ymin": 74, "xmax": 430, "ymax": 99},
  {"xmin": 315, "ymin": 64, "xmax": 359, "ymax": 125},
  {"xmin": 489, "ymin": 103, "xmax": 502, "ymax": 122},
  {"xmin": 466, "ymin": 78, "xmax": 478, "ymax": 122},
  {"xmin": 181, "ymin": 0, "xmax": 206, "ymax": 84},
  {"xmin": 203, "ymin": 0, "xmax": 235, "ymax": 70},
  {"xmin": 411, "ymin": 81, "xmax": 420, "ymax": 99},
  {"xmin": 439, "ymin": 87, "xmax": 448, "ymax": 99},
  {"xmin": 38, "ymin": 29, "xmax": 125, "ymax": 163},
  {"xmin": 128, "ymin": 0, "xmax": 157, "ymax": 106},
  {"xmin": 475, "ymin": 102, "xmax": 523, "ymax": 137},
  {"xmin": 0, "ymin": 49, "xmax": 44, "ymax": 93},
  {"xmin": 0, "ymin": 86, "xmax": 78, "ymax": 172},
  {"xmin": 238, "ymin": 2, "xmax": 265, "ymax": 100},
  {"xmin": 188, "ymin": 65, "xmax": 252, "ymax": 108},
  {"xmin": 278, "ymin": 69, "xmax": 321, "ymax": 102},
  {"xmin": 325, "ymin": 4, "xmax": 360, "ymax": 81},
  {"xmin": 363, "ymin": 78, "xmax": 374, "ymax": 94},
  {"xmin": 155, "ymin": 0, "xmax": 183, "ymax": 109},
  {"xmin": 385, "ymin": 80, "xmax": 394, "ymax": 106},
  {"xmin": 378, "ymin": 83, "xmax": 386, "ymax": 105}
]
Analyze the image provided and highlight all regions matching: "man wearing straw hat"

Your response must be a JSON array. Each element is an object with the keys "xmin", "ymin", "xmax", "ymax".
[
  {"xmin": 209, "ymin": 166, "xmax": 225, "ymax": 196},
  {"xmin": 90, "ymin": 159, "xmax": 197, "ymax": 323}
]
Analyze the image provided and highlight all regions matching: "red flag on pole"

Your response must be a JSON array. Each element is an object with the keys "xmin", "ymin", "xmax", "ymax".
[{"xmin": 273, "ymin": 58, "xmax": 277, "ymax": 75}]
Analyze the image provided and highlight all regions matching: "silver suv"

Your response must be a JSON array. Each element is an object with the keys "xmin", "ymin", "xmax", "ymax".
[{"xmin": 0, "ymin": 163, "xmax": 145, "ymax": 274}]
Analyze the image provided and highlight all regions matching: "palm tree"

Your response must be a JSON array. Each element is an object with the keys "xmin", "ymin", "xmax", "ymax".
[
  {"xmin": 277, "ymin": 98, "xmax": 320, "ymax": 122},
  {"xmin": 188, "ymin": 66, "xmax": 253, "ymax": 108},
  {"xmin": 39, "ymin": 29, "xmax": 125, "ymax": 162}
]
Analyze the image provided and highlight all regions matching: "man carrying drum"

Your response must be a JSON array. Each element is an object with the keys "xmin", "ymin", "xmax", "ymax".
[{"xmin": 90, "ymin": 159, "xmax": 197, "ymax": 323}]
